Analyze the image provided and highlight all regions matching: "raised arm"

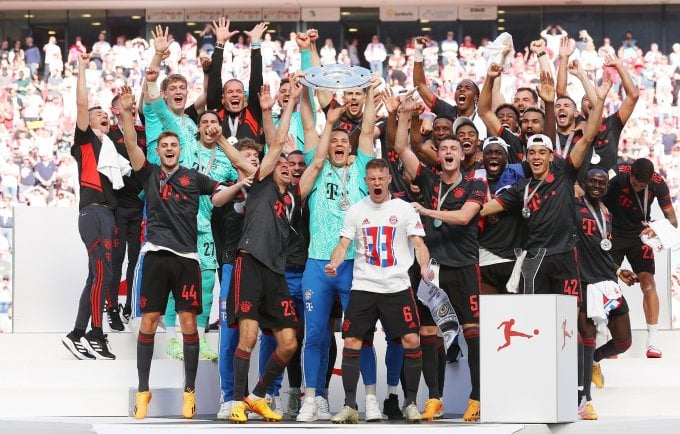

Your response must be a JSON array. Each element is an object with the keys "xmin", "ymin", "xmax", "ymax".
[
  {"xmin": 381, "ymin": 86, "xmax": 402, "ymax": 150},
  {"xmin": 413, "ymin": 37, "xmax": 436, "ymax": 110},
  {"xmin": 260, "ymin": 74, "xmax": 303, "ymax": 180},
  {"xmin": 207, "ymin": 18, "xmax": 239, "ymax": 109},
  {"xmin": 531, "ymin": 39, "xmax": 553, "ymax": 75},
  {"xmin": 258, "ymin": 84, "xmax": 276, "ymax": 148},
  {"xmin": 119, "ymin": 86, "xmax": 146, "ymax": 171},
  {"xmin": 604, "ymin": 53, "xmax": 639, "ymax": 123},
  {"xmin": 479, "ymin": 63, "xmax": 503, "ymax": 135},
  {"xmin": 571, "ymin": 72, "xmax": 611, "ymax": 169},
  {"xmin": 568, "ymin": 60, "xmax": 597, "ymax": 110},
  {"xmin": 394, "ymin": 97, "xmax": 422, "ymax": 180},
  {"xmin": 491, "ymin": 41, "xmax": 513, "ymax": 110},
  {"xmin": 538, "ymin": 70, "xmax": 557, "ymax": 140},
  {"xmin": 358, "ymin": 78, "xmax": 379, "ymax": 156},
  {"xmin": 245, "ymin": 22, "xmax": 267, "ymax": 123},
  {"xmin": 556, "ymin": 36, "xmax": 575, "ymax": 97},
  {"xmin": 302, "ymin": 29, "xmax": 332, "ymax": 109},
  {"xmin": 300, "ymin": 80, "xmax": 318, "ymax": 152},
  {"xmin": 75, "ymin": 53, "xmax": 91, "ymax": 132}
]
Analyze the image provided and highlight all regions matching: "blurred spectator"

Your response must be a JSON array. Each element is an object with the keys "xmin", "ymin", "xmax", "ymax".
[
  {"xmin": 42, "ymin": 36, "xmax": 62, "ymax": 82},
  {"xmin": 23, "ymin": 37, "xmax": 40, "ymax": 76},
  {"xmin": 320, "ymin": 38, "xmax": 337, "ymax": 65},
  {"xmin": 67, "ymin": 36, "xmax": 87, "ymax": 66},
  {"xmin": 199, "ymin": 23, "xmax": 216, "ymax": 55},
  {"xmin": 348, "ymin": 38, "xmax": 361, "ymax": 66},
  {"xmin": 91, "ymin": 31, "xmax": 111, "ymax": 68},
  {"xmin": 441, "ymin": 31, "xmax": 459, "ymax": 66},
  {"xmin": 365, "ymin": 34, "xmax": 387, "ymax": 76}
]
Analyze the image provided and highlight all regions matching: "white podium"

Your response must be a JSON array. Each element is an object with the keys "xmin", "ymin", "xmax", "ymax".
[{"xmin": 480, "ymin": 294, "xmax": 577, "ymax": 423}]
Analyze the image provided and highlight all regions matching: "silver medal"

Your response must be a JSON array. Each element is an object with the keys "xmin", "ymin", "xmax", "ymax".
[
  {"xmin": 522, "ymin": 207, "xmax": 531, "ymax": 219},
  {"xmin": 591, "ymin": 152, "xmax": 601, "ymax": 164},
  {"xmin": 338, "ymin": 198, "xmax": 350, "ymax": 211},
  {"xmin": 233, "ymin": 201, "xmax": 245, "ymax": 215},
  {"xmin": 600, "ymin": 238, "xmax": 612, "ymax": 251},
  {"xmin": 433, "ymin": 218, "xmax": 442, "ymax": 228}
]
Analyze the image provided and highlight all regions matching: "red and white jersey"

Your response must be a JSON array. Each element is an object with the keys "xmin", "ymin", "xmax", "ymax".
[{"xmin": 340, "ymin": 196, "xmax": 425, "ymax": 294}]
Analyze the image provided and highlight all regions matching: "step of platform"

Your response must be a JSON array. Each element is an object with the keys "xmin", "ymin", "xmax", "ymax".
[{"xmin": 0, "ymin": 330, "xmax": 220, "ymax": 361}]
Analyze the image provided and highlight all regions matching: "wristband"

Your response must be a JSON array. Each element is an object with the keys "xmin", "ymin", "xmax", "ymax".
[
  {"xmin": 615, "ymin": 267, "xmax": 622, "ymax": 277},
  {"xmin": 414, "ymin": 44, "xmax": 424, "ymax": 63},
  {"xmin": 537, "ymin": 51, "xmax": 547, "ymax": 58},
  {"xmin": 155, "ymin": 50, "xmax": 165, "ymax": 56},
  {"xmin": 251, "ymin": 41, "xmax": 262, "ymax": 48},
  {"xmin": 215, "ymin": 41, "xmax": 224, "ymax": 49},
  {"xmin": 147, "ymin": 81, "xmax": 161, "ymax": 100}
]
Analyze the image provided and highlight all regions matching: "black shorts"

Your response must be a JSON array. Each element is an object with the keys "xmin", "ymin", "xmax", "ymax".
[
  {"xmin": 140, "ymin": 250, "xmax": 202, "ymax": 314},
  {"xmin": 226, "ymin": 252, "xmax": 299, "ymax": 331},
  {"xmin": 342, "ymin": 288, "xmax": 420, "ymax": 340},
  {"xmin": 581, "ymin": 282, "xmax": 630, "ymax": 318},
  {"xmin": 439, "ymin": 263, "xmax": 481, "ymax": 325},
  {"xmin": 480, "ymin": 261, "xmax": 515, "ymax": 292},
  {"xmin": 532, "ymin": 249, "xmax": 582, "ymax": 302},
  {"xmin": 611, "ymin": 235, "xmax": 655, "ymax": 275}
]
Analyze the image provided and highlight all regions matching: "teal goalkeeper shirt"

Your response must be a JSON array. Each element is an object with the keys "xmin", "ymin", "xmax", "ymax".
[{"xmin": 303, "ymin": 148, "xmax": 372, "ymax": 260}]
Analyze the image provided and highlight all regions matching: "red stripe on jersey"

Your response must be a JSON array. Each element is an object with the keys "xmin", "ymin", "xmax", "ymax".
[
  {"xmin": 234, "ymin": 256, "xmax": 242, "ymax": 314},
  {"xmin": 80, "ymin": 143, "xmax": 102, "ymax": 192}
]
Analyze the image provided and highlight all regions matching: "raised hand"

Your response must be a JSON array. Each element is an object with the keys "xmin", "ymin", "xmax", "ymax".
[
  {"xmin": 296, "ymin": 32, "xmax": 311, "ymax": 50},
  {"xmin": 567, "ymin": 60, "xmax": 584, "ymax": 77},
  {"xmin": 538, "ymin": 71, "xmax": 555, "ymax": 103},
  {"xmin": 487, "ymin": 62, "xmax": 504, "ymax": 79},
  {"xmin": 145, "ymin": 66, "xmax": 160, "ymax": 83},
  {"xmin": 119, "ymin": 86, "xmax": 135, "ymax": 112},
  {"xmin": 326, "ymin": 103, "xmax": 347, "ymax": 124},
  {"xmin": 289, "ymin": 72, "xmax": 306, "ymax": 100},
  {"xmin": 596, "ymin": 70, "xmax": 613, "ymax": 100},
  {"xmin": 213, "ymin": 17, "xmax": 238, "ymax": 43},
  {"xmin": 78, "ymin": 52, "xmax": 91, "ymax": 67},
  {"xmin": 559, "ymin": 36, "xmax": 575, "ymax": 58},
  {"xmin": 399, "ymin": 95, "xmax": 419, "ymax": 114},
  {"xmin": 258, "ymin": 84, "xmax": 276, "ymax": 111},
  {"xmin": 206, "ymin": 124, "xmax": 223, "ymax": 139},
  {"xmin": 603, "ymin": 53, "xmax": 621, "ymax": 68},
  {"xmin": 199, "ymin": 54, "xmax": 212, "ymax": 72},
  {"xmin": 151, "ymin": 25, "xmax": 170, "ymax": 55},
  {"xmin": 245, "ymin": 22, "xmax": 268, "ymax": 43},
  {"xmin": 306, "ymin": 29, "xmax": 319, "ymax": 43},
  {"xmin": 381, "ymin": 87, "xmax": 401, "ymax": 114},
  {"xmin": 530, "ymin": 39, "xmax": 546, "ymax": 54}
]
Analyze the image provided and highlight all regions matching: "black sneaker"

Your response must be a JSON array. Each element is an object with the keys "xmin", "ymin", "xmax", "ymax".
[
  {"xmin": 383, "ymin": 393, "xmax": 404, "ymax": 420},
  {"xmin": 121, "ymin": 304, "xmax": 131, "ymax": 324},
  {"xmin": 108, "ymin": 307, "xmax": 125, "ymax": 332},
  {"xmin": 80, "ymin": 331, "xmax": 116, "ymax": 360},
  {"xmin": 62, "ymin": 332, "xmax": 95, "ymax": 360}
]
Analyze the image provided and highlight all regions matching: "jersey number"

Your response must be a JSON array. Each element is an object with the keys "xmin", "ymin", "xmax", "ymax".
[
  {"xmin": 281, "ymin": 300, "xmax": 296, "ymax": 317},
  {"xmin": 203, "ymin": 242, "xmax": 215, "ymax": 257},
  {"xmin": 181, "ymin": 284, "xmax": 198, "ymax": 301}
]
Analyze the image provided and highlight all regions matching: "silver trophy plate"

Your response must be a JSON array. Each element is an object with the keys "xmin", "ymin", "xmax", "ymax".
[{"xmin": 301, "ymin": 64, "xmax": 372, "ymax": 91}]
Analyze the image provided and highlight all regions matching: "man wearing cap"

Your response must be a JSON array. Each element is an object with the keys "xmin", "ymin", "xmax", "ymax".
[
  {"xmin": 474, "ymin": 137, "xmax": 525, "ymax": 294},
  {"xmin": 479, "ymin": 72, "xmax": 609, "ymax": 297}
]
